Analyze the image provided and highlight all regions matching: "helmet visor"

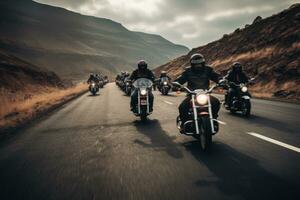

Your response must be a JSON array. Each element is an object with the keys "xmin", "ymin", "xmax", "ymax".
[{"xmin": 191, "ymin": 57, "xmax": 205, "ymax": 64}]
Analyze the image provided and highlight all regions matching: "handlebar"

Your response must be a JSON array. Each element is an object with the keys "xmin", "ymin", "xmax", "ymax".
[{"xmin": 172, "ymin": 82, "xmax": 219, "ymax": 95}]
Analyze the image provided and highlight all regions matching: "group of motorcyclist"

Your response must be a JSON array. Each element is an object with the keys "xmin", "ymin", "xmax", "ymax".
[
  {"xmin": 94, "ymin": 54, "xmax": 252, "ymax": 150},
  {"xmin": 115, "ymin": 71, "xmax": 133, "ymax": 95},
  {"xmin": 87, "ymin": 73, "xmax": 109, "ymax": 95},
  {"xmin": 114, "ymin": 55, "xmax": 249, "ymax": 116}
]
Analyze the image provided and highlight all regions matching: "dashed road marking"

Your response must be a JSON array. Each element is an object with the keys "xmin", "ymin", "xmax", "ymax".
[
  {"xmin": 246, "ymin": 132, "xmax": 300, "ymax": 153},
  {"xmin": 164, "ymin": 101, "xmax": 174, "ymax": 105}
]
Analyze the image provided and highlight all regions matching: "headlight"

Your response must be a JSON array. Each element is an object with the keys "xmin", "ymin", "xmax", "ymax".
[
  {"xmin": 126, "ymin": 82, "xmax": 129, "ymax": 85},
  {"xmin": 196, "ymin": 94, "xmax": 208, "ymax": 105},
  {"xmin": 91, "ymin": 83, "xmax": 95, "ymax": 87},
  {"xmin": 163, "ymin": 82, "xmax": 167, "ymax": 85},
  {"xmin": 140, "ymin": 89, "xmax": 147, "ymax": 95},
  {"xmin": 241, "ymin": 86, "xmax": 248, "ymax": 93}
]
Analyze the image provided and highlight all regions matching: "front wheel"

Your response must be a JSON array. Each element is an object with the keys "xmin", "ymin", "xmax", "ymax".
[
  {"xmin": 230, "ymin": 109, "xmax": 236, "ymax": 114},
  {"xmin": 199, "ymin": 117, "xmax": 212, "ymax": 151},
  {"xmin": 140, "ymin": 112, "xmax": 147, "ymax": 121},
  {"xmin": 140, "ymin": 107, "xmax": 148, "ymax": 121},
  {"xmin": 126, "ymin": 88, "xmax": 131, "ymax": 96},
  {"xmin": 242, "ymin": 100, "xmax": 251, "ymax": 117}
]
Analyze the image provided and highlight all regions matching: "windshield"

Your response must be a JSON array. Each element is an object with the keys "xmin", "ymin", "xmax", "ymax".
[
  {"xmin": 161, "ymin": 77, "xmax": 169, "ymax": 82},
  {"xmin": 133, "ymin": 78, "xmax": 153, "ymax": 88}
]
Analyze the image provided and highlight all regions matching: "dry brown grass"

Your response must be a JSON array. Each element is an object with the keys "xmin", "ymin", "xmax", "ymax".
[
  {"xmin": 0, "ymin": 83, "xmax": 87, "ymax": 130},
  {"xmin": 211, "ymin": 42, "xmax": 300, "ymax": 68}
]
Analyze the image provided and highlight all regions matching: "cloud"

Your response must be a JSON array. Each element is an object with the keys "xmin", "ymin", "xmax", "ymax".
[
  {"xmin": 35, "ymin": 0, "xmax": 300, "ymax": 48},
  {"xmin": 204, "ymin": 6, "xmax": 274, "ymax": 21}
]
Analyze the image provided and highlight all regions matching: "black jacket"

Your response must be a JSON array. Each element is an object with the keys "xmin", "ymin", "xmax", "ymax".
[
  {"xmin": 175, "ymin": 66, "xmax": 220, "ymax": 90},
  {"xmin": 225, "ymin": 70, "xmax": 249, "ymax": 84},
  {"xmin": 87, "ymin": 76, "xmax": 98, "ymax": 83},
  {"xmin": 130, "ymin": 69, "xmax": 155, "ymax": 82}
]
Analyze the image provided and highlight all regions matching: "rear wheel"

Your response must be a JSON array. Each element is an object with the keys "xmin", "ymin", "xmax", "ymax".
[{"xmin": 199, "ymin": 117, "xmax": 212, "ymax": 151}]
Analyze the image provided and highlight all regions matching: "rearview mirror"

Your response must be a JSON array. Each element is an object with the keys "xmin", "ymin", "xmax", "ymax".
[{"xmin": 249, "ymin": 78, "xmax": 256, "ymax": 84}]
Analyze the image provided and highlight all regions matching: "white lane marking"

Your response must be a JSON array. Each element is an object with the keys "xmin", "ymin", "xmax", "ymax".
[
  {"xmin": 164, "ymin": 101, "xmax": 174, "ymax": 105},
  {"xmin": 246, "ymin": 132, "xmax": 300, "ymax": 153},
  {"xmin": 216, "ymin": 120, "xmax": 227, "ymax": 125}
]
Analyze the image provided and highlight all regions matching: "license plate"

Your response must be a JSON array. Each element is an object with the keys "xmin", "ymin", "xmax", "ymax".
[{"xmin": 140, "ymin": 99, "xmax": 147, "ymax": 105}]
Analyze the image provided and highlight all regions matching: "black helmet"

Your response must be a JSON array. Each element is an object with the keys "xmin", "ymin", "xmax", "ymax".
[
  {"xmin": 190, "ymin": 53, "xmax": 205, "ymax": 65},
  {"xmin": 232, "ymin": 62, "xmax": 242, "ymax": 72},
  {"xmin": 138, "ymin": 60, "xmax": 148, "ymax": 70}
]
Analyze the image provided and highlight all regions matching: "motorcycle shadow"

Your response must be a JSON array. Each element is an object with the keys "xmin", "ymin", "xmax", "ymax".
[
  {"xmin": 133, "ymin": 119, "xmax": 183, "ymax": 159},
  {"xmin": 225, "ymin": 111, "xmax": 295, "ymax": 133},
  {"xmin": 87, "ymin": 94, "xmax": 100, "ymax": 97},
  {"xmin": 182, "ymin": 140, "xmax": 297, "ymax": 199},
  {"xmin": 158, "ymin": 93, "xmax": 178, "ymax": 97}
]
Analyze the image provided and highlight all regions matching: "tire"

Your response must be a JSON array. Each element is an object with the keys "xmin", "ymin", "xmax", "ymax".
[
  {"xmin": 126, "ymin": 88, "xmax": 131, "ymax": 96},
  {"xmin": 199, "ymin": 117, "xmax": 212, "ymax": 152},
  {"xmin": 140, "ymin": 107, "xmax": 148, "ymax": 121},
  {"xmin": 164, "ymin": 89, "xmax": 169, "ymax": 95},
  {"xmin": 242, "ymin": 100, "xmax": 251, "ymax": 117},
  {"xmin": 230, "ymin": 109, "xmax": 236, "ymax": 114}
]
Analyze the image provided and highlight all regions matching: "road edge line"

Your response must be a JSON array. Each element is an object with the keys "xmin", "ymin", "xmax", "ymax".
[{"xmin": 246, "ymin": 132, "xmax": 300, "ymax": 153}]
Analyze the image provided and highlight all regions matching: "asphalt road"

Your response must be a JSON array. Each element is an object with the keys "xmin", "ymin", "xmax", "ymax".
[{"xmin": 0, "ymin": 83, "xmax": 299, "ymax": 200}]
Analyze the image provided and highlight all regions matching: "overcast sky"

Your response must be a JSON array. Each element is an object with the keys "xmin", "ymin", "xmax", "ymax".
[{"xmin": 35, "ymin": 0, "xmax": 299, "ymax": 48}]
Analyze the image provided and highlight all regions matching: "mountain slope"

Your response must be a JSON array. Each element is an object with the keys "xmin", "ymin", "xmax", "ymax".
[
  {"xmin": 0, "ymin": 50, "xmax": 62, "ymax": 91},
  {"xmin": 155, "ymin": 4, "xmax": 300, "ymax": 101},
  {"xmin": 0, "ymin": 0, "xmax": 189, "ymax": 79}
]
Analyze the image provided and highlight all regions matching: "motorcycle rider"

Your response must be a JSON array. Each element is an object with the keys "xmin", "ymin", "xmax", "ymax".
[
  {"xmin": 224, "ymin": 62, "xmax": 249, "ymax": 107},
  {"xmin": 123, "ymin": 72, "xmax": 130, "ymax": 80},
  {"xmin": 87, "ymin": 73, "xmax": 98, "ymax": 84},
  {"xmin": 158, "ymin": 71, "xmax": 171, "ymax": 90},
  {"xmin": 160, "ymin": 71, "xmax": 171, "ymax": 82},
  {"xmin": 129, "ymin": 60, "xmax": 155, "ymax": 112},
  {"xmin": 174, "ymin": 54, "xmax": 222, "ymax": 129},
  {"xmin": 95, "ymin": 73, "xmax": 102, "ymax": 81}
]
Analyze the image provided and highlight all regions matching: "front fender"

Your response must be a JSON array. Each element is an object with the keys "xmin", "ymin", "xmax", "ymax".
[{"xmin": 242, "ymin": 95, "xmax": 251, "ymax": 100}]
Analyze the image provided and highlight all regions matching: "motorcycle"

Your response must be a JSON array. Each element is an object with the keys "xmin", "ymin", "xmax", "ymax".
[
  {"xmin": 103, "ymin": 76, "xmax": 109, "ymax": 85},
  {"xmin": 98, "ymin": 79, "xmax": 104, "ymax": 88},
  {"xmin": 89, "ymin": 81, "xmax": 99, "ymax": 95},
  {"xmin": 224, "ymin": 78, "xmax": 254, "ymax": 117},
  {"xmin": 172, "ymin": 82, "xmax": 223, "ymax": 151},
  {"xmin": 158, "ymin": 77, "xmax": 171, "ymax": 95},
  {"xmin": 124, "ymin": 78, "xmax": 133, "ymax": 96},
  {"xmin": 119, "ymin": 78, "xmax": 126, "ymax": 91},
  {"xmin": 132, "ymin": 78, "xmax": 153, "ymax": 121}
]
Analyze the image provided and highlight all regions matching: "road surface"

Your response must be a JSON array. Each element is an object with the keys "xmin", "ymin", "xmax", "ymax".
[{"xmin": 0, "ymin": 83, "xmax": 299, "ymax": 200}]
